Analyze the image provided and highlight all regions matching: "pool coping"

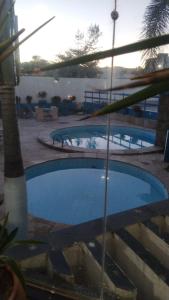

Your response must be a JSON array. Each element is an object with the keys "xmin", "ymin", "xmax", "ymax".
[
  {"xmin": 24, "ymin": 152, "xmax": 169, "ymax": 195},
  {"xmin": 26, "ymin": 156, "xmax": 168, "ymax": 196},
  {"xmin": 37, "ymin": 124, "xmax": 162, "ymax": 156},
  {"xmin": 49, "ymin": 197, "xmax": 169, "ymax": 250}
]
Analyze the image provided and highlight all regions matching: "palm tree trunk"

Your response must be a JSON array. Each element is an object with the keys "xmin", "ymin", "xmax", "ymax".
[
  {"xmin": 155, "ymin": 93, "xmax": 169, "ymax": 147},
  {"xmin": 1, "ymin": 85, "xmax": 27, "ymax": 238}
]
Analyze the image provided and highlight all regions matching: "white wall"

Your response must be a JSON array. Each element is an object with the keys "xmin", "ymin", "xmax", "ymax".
[
  {"xmin": 15, "ymin": 76, "xmax": 107, "ymax": 103},
  {"xmin": 15, "ymin": 76, "xmax": 57, "ymax": 103},
  {"xmin": 15, "ymin": 75, "xmax": 135, "ymax": 103}
]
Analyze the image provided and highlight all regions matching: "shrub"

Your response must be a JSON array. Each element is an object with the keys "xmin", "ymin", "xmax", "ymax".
[
  {"xmin": 51, "ymin": 96, "xmax": 61, "ymax": 106},
  {"xmin": 38, "ymin": 91, "xmax": 47, "ymax": 98}
]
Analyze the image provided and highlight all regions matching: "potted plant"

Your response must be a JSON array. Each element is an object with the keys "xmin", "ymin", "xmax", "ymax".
[
  {"xmin": 25, "ymin": 96, "xmax": 32, "ymax": 104},
  {"xmin": 51, "ymin": 96, "xmax": 61, "ymax": 107},
  {"xmin": 0, "ymin": 214, "xmax": 40, "ymax": 300},
  {"xmin": 67, "ymin": 95, "xmax": 76, "ymax": 102},
  {"xmin": 38, "ymin": 91, "xmax": 47, "ymax": 99}
]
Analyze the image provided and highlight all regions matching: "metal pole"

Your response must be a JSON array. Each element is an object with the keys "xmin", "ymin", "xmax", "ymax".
[{"xmin": 100, "ymin": 1, "xmax": 119, "ymax": 299}]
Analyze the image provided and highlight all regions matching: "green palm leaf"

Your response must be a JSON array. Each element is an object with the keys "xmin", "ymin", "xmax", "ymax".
[
  {"xmin": 0, "ymin": 16, "xmax": 55, "ymax": 64},
  {"xmin": 0, "ymin": 28, "xmax": 25, "ymax": 54},
  {"xmin": 0, "ymin": 214, "xmax": 9, "ymax": 243},
  {"xmin": 98, "ymin": 68, "xmax": 169, "ymax": 91},
  {"xmin": 0, "ymin": 228, "xmax": 18, "ymax": 254},
  {"xmin": 142, "ymin": 0, "xmax": 169, "ymax": 61},
  {"xmin": 40, "ymin": 34, "xmax": 169, "ymax": 72},
  {"xmin": 12, "ymin": 239, "xmax": 45, "ymax": 246}
]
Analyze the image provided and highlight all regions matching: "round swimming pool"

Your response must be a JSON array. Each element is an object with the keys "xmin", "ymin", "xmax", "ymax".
[
  {"xmin": 26, "ymin": 158, "xmax": 168, "ymax": 225},
  {"xmin": 50, "ymin": 125, "xmax": 155, "ymax": 151}
]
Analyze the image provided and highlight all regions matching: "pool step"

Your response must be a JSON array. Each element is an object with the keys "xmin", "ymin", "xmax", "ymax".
[
  {"xmin": 114, "ymin": 228, "xmax": 169, "ymax": 300},
  {"xmin": 85, "ymin": 240, "xmax": 137, "ymax": 299}
]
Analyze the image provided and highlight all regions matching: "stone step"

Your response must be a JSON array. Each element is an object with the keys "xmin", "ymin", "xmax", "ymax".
[
  {"xmin": 87, "ymin": 240, "xmax": 136, "ymax": 293},
  {"xmin": 151, "ymin": 216, "xmax": 169, "ymax": 243},
  {"xmin": 110, "ymin": 230, "xmax": 169, "ymax": 299},
  {"xmin": 48, "ymin": 249, "xmax": 74, "ymax": 284},
  {"xmin": 116, "ymin": 228, "xmax": 169, "ymax": 285},
  {"xmin": 63, "ymin": 242, "xmax": 118, "ymax": 299},
  {"xmin": 144, "ymin": 219, "xmax": 169, "ymax": 244},
  {"xmin": 84, "ymin": 240, "xmax": 136, "ymax": 300},
  {"xmin": 126, "ymin": 222, "xmax": 169, "ymax": 269}
]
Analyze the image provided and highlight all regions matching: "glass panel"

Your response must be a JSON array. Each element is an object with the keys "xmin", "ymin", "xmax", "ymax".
[{"xmin": 2, "ymin": 1, "xmax": 167, "ymax": 300}]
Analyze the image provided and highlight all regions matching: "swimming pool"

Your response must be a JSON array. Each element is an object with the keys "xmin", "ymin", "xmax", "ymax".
[
  {"xmin": 50, "ymin": 125, "xmax": 155, "ymax": 151},
  {"xmin": 26, "ymin": 158, "xmax": 168, "ymax": 225}
]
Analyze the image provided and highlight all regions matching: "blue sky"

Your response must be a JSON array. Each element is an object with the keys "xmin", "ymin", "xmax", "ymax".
[{"xmin": 15, "ymin": 0, "xmax": 151, "ymax": 67}]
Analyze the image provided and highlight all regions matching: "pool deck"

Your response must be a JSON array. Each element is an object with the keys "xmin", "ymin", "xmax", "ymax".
[
  {"xmin": 0, "ymin": 114, "xmax": 169, "ymax": 238},
  {"xmin": 1, "ymin": 114, "xmax": 169, "ymax": 300}
]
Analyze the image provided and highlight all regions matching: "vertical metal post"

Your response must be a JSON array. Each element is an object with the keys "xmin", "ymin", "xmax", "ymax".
[{"xmin": 100, "ymin": 1, "xmax": 119, "ymax": 299}]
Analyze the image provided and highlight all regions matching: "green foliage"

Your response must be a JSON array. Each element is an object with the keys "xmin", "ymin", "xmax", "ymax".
[
  {"xmin": 55, "ymin": 24, "xmax": 102, "ymax": 78},
  {"xmin": 0, "ymin": 1, "xmax": 168, "ymax": 123},
  {"xmin": 142, "ymin": 0, "xmax": 169, "ymax": 67},
  {"xmin": 38, "ymin": 90, "xmax": 47, "ymax": 98},
  {"xmin": 0, "ymin": 29, "xmax": 25, "ymax": 55},
  {"xmin": 0, "ymin": 214, "xmax": 43, "ymax": 290},
  {"xmin": 51, "ymin": 96, "xmax": 61, "ymax": 106},
  {"xmin": 26, "ymin": 95, "xmax": 32, "ymax": 103},
  {"xmin": 41, "ymin": 34, "xmax": 169, "ymax": 72},
  {"xmin": 0, "ymin": 9, "xmax": 55, "ymax": 79},
  {"xmin": 20, "ymin": 56, "xmax": 49, "ymax": 75},
  {"xmin": 89, "ymin": 79, "xmax": 169, "ymax": 118}
]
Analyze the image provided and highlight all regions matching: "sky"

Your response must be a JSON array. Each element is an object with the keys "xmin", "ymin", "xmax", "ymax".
[{"xmin": 15, "ymin": 0, "xmax": 154, "ymax": 68}]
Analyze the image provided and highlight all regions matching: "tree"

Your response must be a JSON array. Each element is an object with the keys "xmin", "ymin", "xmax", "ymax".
[
  {"xmin": 142, "ymin": 0, "xmax": 169, "ymax": 146},
  {"xmin": 20, "ymin": 56, "xmax": 49, "ymax": 74},
  {"xmin": 55, "ymin": 24, "xmax": 102, "ymax": 78},
  {"xmin": 142, "ymin": 0, "xmax": 169, "ymax": 66}
]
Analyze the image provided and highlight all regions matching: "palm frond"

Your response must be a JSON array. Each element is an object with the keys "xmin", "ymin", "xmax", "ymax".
[
  {"xmin": 99, "ymin": 68, "xmax": 169, "ymax": 91},
  {"xmin": 0, "ymin": 213, "xmax": 44, "ymax": 290},
  {"xmin": 0, "ymin": 16, "xmax": 55, "ymax": 64},
  {"xmin": 0, "ymin": 214, "xmax": 9, "ymax": 244},
  {"xmin": 0, "ymin": 28, "xmax": 25, "ymax": 54},
  {"xmin": 141, "ymin": 0, "xmax": 169, "ymax": 62},
  {"xmin": 13, "ymin": 239, "xmax": 44, "ymax": 245},
  {"xmin": 40, "ymin": 34, "xmax": 169, "ymax": 72},
  {"xmin": 131, "ymin": 67, "xmax": 169, "ymax": 79},
  {"xmin": 0, "ymin": 228, "xmax": 18, "ymax": 254},
  {"xmin": 81, "ymin": 80, "xmax": 169, "ymax": 119}
]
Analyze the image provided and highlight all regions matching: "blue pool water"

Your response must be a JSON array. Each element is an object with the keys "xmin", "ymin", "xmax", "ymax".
[
  {"xmin": 51, "ymin": 125, "xmax": 155, "ymax": 150},
  {"xmin": 26, "ymin": 158, "xmax": 168, "ymax": 225}
]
